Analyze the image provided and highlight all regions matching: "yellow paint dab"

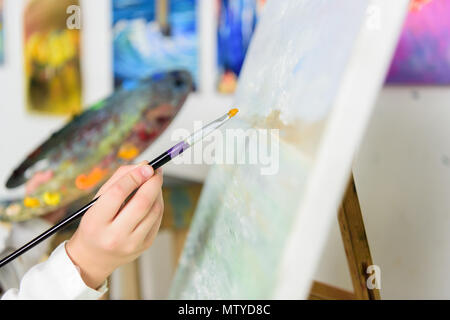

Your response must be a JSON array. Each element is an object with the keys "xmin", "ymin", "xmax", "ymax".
[
  {"xmin": 43, "ymin": 192, "xmax": 61, "ymax": 206},
  {"xmin": 118, "ymin": 143, "xmax": 139, "ymax": 160},
  {"xmin": 24, "ymin": 197, "xmax": 40, "ymax": 208}
]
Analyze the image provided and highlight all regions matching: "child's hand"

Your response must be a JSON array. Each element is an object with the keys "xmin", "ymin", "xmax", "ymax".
[{"xmin": 65, "ymin": 163, "xmax": 164, "ymax": 289}]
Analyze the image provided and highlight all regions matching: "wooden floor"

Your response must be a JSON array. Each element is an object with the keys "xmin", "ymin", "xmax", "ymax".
[{"xmin": 308, "ymin": 281, "xmax": 355, "ymax": 300}]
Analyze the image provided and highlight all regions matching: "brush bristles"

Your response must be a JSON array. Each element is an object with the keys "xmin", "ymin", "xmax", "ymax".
[{"xmin": 228, "ymin": 108, "xmax": 239, "ymax": 118}]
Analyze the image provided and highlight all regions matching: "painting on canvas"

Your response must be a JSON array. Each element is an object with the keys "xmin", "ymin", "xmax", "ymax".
[
  {"xmin": 24, "ymin": 0, "xmax": 82, "ymax": 115},
  {"xmin": 386, "ymin": 0, "xmax": 450, "ymax": 84},
  {"xmin": 113, "ymin": 0, "xmax": 199, "ymax": 88},
  {"xmin": 217, "ymin": 0, "xmax": 266, "ymax": 94}
]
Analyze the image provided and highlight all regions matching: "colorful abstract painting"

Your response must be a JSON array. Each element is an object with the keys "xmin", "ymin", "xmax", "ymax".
[
  {"xmin": 113, "ymin": 0, "xmax": 198, "ymax": 88},
  {"xmin": 0, "ymin": 0, "xmax": 4, "ymax": 64},
  {"xmin": 217, "ymin": 0, "xmax": 266, "ymax": 93},
  {"xmin": 386, "ymin": 0, "xmax": 450, "ymax": 84}
]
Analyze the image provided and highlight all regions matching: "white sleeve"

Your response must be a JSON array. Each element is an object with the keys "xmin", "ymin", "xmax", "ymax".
[
  {"xmin": 8, "ymin": 219, "xmax": 54, "ymax": 264},
  {"xmin": 0, "ymin": 218, "xmax": 62, "ymax": 291},
  {"xmin": 1, "ymin": 241, "xmax": 108, "ymax": 300}
]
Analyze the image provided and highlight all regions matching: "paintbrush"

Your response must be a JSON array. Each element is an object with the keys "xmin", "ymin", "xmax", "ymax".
[{"xmin": 0, "ymin": 108, "xmax": 239, "ymax": 268}]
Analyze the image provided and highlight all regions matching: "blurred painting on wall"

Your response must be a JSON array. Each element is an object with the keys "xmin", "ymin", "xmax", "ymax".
[
  {"xmin": 0, "ymin": 0, "xmax": 4, "ymax": 64},
  {"xmin": 113, "ymin": 0, "xmax": 198, "ymax": 88},
  {"xmin": 386, "ymin": 0, "xmax": 450, "ymax": 84},
  {"xmin": 217, "ymin": 0, "xmax": 266, "ymax": 94},
  {"xmin": 24, "ymin": 0, "xmax": 82, "ymax": 115}
]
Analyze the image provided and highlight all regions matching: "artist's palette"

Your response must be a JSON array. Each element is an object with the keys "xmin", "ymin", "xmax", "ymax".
[{"xmin": 0, "ymin": 70, "xmax": 193, "ymax": 222}]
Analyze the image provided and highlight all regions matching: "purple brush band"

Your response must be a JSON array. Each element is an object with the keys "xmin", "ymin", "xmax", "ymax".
[{"xmin": 168, "ymin": 141, "xmax": 190, "ymax": 158}]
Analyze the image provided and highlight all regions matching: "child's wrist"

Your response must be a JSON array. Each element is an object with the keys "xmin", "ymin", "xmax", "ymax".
[{"xmin": 65, "ymin": 240, "xmax": 111, "ymax": 290}]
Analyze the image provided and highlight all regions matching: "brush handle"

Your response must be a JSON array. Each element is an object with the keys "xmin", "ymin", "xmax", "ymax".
[
  {"xmin": 0, "ymin": 198, "xmax": 98, "ymax": 268},
  {"xmin": 0, "ymin": 154, "xmax": 170, "ymax": 269}
]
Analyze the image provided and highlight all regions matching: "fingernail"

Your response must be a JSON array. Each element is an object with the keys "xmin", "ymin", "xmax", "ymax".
[{"xmin": 140, "ymin": 165, "xmax": 153, "ymax": 179}]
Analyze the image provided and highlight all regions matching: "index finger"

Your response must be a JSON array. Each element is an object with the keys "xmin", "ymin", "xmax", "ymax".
[
  {"xmin": 113, "ymin": 167, "xmax": 164, "ymax": 232},
  {"xmin": 88, "ymin": 164, "xmax": 154, "ymax": 223},
  {"xmin": 95, "ymin": 161, "xmax": 147, "ymax": 197}
]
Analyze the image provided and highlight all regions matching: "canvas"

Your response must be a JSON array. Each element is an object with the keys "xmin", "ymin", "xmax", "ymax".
[
  {"xmin": 386, "ymin": 0, "xmax": 450, "ymax": 84},
  {"xmin": 170, "ymin": 0, "xmax": 408, "ymax": 299}
]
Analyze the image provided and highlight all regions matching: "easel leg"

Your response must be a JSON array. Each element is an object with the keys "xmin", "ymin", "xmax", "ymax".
[
  {"xmin": 338, "ymin": 174, "xmax": 380, "ymax": 300},
  {"xmin": 308, "ymin": 173, "xmax": 380, "ymax": 300}
]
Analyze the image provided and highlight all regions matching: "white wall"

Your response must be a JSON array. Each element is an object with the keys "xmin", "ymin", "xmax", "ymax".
[
  {"xmin": 315, "ymin": 87, "xmax": 450, "ymax": 299},
  {"xmin": 1, "ymin": 0, "xmax": 450, "ymax": 299}
]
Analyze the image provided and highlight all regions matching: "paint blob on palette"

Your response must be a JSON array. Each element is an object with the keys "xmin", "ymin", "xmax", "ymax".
[
  {"xmin": 386, "ymin": 0, "xmax": 450, "ymax": 84},
  {"xmin": 0, "ymin": 70, "xmax": 193, "ymax": 222}
]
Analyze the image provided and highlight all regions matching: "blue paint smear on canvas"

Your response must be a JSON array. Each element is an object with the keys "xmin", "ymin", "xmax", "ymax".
[{"xmin": 113, "ymin": 0, "xmax": 198, "ymax": 88}]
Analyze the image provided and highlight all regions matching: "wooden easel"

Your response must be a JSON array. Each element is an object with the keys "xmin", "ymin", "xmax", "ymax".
[{"xmin": 308, "ymin": 174, "xmax": 381, "ymax": 300}]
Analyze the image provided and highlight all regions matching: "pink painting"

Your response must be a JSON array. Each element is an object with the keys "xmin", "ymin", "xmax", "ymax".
[{"xmin": 386, "ymin": 0, "xmax": 450, "ymax": 84}]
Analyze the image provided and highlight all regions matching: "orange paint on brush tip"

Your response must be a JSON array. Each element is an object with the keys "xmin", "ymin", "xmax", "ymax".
[
  {"xmin": 228, "ymin": 108, "xmax": 239, "ymax": 118},
  {"xmin": 75, "ymin": 167, "xmax": 107, "ymax": 190}
]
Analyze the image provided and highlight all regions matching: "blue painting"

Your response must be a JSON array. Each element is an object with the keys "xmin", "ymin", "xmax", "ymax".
[
  {"xmin": 217, "ymin": 0, "xmax": 266, "ymax": 93},
  {"xmin": 113, "ymin": 0, "xmax": 198, "ymax": 88}
]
